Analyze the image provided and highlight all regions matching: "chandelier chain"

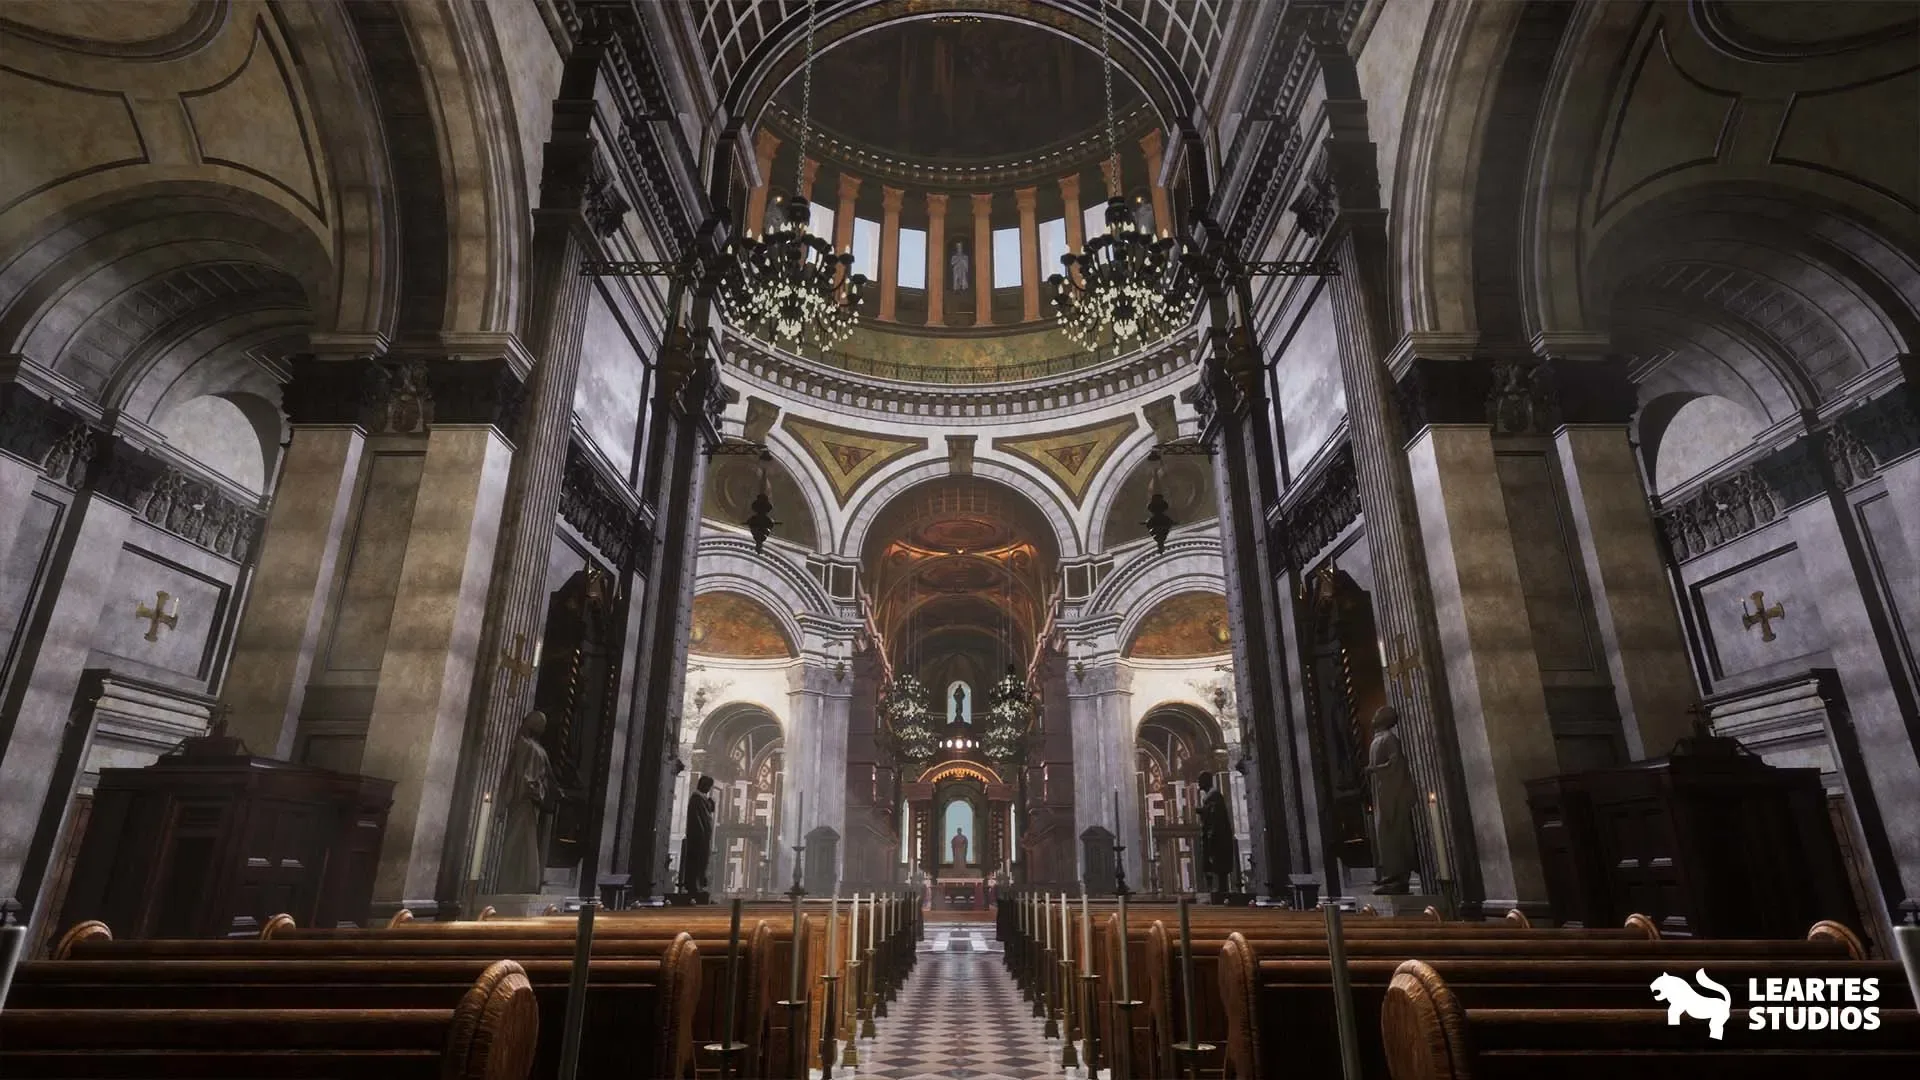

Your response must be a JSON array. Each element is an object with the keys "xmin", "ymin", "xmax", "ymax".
[
  {"xmin": 1099, "ymin": 0, "xmax": 1117, "ymax": 187},
  {"xmin": 797, "ymin": 0, "xmax": 815, "ymax": 196}
]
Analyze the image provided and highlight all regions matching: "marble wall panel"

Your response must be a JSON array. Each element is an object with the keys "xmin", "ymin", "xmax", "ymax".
[
  {"xmin": 573, "ymin": 290, "xmax": 645, "ymax": 477},
  {"xmin": 89, "ymin": 533, "xmax": 235, "ymax": 685},
  {"xmin": 322, "ymin": 448, "xmax": 424, "ymax": 674},
  {"xmin": 0, "ymin": 490, "xmax": 64, "ymax": 681},
  {"xmin": 1276, "ymin": 294, "xmax": 1347, "ymax": 479},
  {"xmin": 1687, "ymin": 539, "xmax": 1827, "ymax": 686}
]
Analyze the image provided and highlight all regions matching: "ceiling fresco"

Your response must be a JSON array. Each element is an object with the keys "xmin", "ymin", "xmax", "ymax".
[
  {"xmin": 782, "ymin": 414, "xmax": 928, "ymax": 506},
  {"xmin": 1126, "ymin": 590, "xmax": 1232, "ymax": 658},
  {"xmin": 689, "ymin": 591, "xmax": 795, "ymax": 658},
  {"xmin": 992, "ymin": 414, "xmax": 1139, "ymax": 505}
]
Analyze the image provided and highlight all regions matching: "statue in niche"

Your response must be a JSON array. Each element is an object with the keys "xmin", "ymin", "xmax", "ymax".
[
  {"xmin": 950, "ymin": 241, "xmax": 970, "ymax": 292},
  {"xmin": 1364, "ymin": 706, "xmax": 1417, "ymax": 894},
  {"xmin": 532, "ymin": 568, "xmax": 616, "ymax": 870},
  {"xmin": 1197, "ymin": 772, "xmax": 1236, "ymax": 901},
  {"xmin": 497, "ymin": 710, "xmax": 556, "ymax": 893},
  {"xmin": 949, "ymin": 682, "xmax": 969, "ymax": 725},
  {"xmin": 677, "ymin": 775, "xmax": 716, "ymax": 899},
  {"xmin": 951, "ymin": 826, "xmax": 969, "ymax": 868}
]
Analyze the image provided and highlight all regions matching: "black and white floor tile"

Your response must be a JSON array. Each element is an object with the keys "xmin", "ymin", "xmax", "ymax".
[{"xmin": 839, "ymin": 922, "xmax": 1092, "ymax": 1080}]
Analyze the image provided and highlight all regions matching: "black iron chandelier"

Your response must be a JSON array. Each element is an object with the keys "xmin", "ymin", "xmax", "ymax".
[
  {"xmin": 717, "ymin": 0, "xmax": 867, "ymax": 349},
  {"xmin": 1048, "ymin": 0, "xmax": 1199, "ymax": 351}
]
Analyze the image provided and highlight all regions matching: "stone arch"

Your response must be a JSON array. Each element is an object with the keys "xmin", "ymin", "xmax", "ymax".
[
  {"xmin": 1637, "ymin": 390, "xmax": 1768, "ymax": 495},
  {"xmin": 1085, "ymin": 532, "xmax": 1225, "ymax": 622},
  {"xmin": 840, "ymin": 457, "xmax": 1080, "ymax": 559},
  {"xmin": 697, "ymin": 533, "xmax": 837, "ymax": 625}
]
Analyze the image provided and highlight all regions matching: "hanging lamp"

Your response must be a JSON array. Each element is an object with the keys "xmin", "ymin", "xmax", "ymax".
[
  {"xmin": 1048, "ymin": 0, "xmax": 1198, "ymax": 352},
  {"xmin": 719, "ymin": 0, "xmax": 868, "ymax": 349}
]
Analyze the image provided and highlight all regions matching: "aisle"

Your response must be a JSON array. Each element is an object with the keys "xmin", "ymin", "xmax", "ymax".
[{"xmin": 855, "ymin": 921, "xmax": 1063, "ymax": 1080}]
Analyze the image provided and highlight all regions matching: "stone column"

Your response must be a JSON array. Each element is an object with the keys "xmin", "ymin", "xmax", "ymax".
[
  {"xmin": 440, "ymin": 38, "xmax": 624, "ymax": 908},
  {"xmin": 971, "ymin": 192, "xmax": 994, "ymax": 327},
  {"xmin": 801, "ymin": 157, "xmax": 821, "ymax": 209},
  {"xmin": 0, "ymin": 486, "xmax": 132, "ymax": 916},
  {"xmin": 1099, "ymin": 157, "xmax": 1121, "ymax": 204},
  {"xmin": 1554, "ymin": 419, "xmax": 1698, "ymax": 759},
  {"xmin": 1403, "ymin": 424, "xmax": 1557, "ymax": 907},
  {"xmin": 362, "ymin": 424, "xmax": 514, "ymax": 905},
  {"xmin": 745, "ymin": 128, "xmax": 781, "ymax": 237},
  {"xmin": 878, "ymin": 186, "xmax": 904, "ymax": 322},
  {"xmin": 924, "ymin": 193, "xmax": 948, "ymax": 326},
  {"xmin": 219, "ymin": 423, "xmax": 366, "ymax": 759},
  {"xmin": 1139, "ymin": 129, "xmax": 1172, "ymax": 236},
  {"xmin": 786, "ymin": 660, "xmax": 854, "ymax": 886},
  {"xmin": 1303, "ymin": 39, "xmax": 1475, "ymax": 903},
  {"xmin": 1059, "ymin": 173, "xmax": 1085, "ymax": 255},
  {"xmin": 1015, "ymin": 186, "xmax": 1041, "ymax": 322},
  {"xmin": 1065, "ymin": 656, "xmax": 1141, "ymax": 890},
  {"xmin": 834, "ymin": 172, "xmax": 860, "ymax": 256}
]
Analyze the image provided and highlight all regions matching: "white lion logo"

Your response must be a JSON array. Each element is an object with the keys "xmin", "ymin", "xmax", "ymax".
[{"xmin": 1650, "ymin": 969, "xmax": 1733, "ymax": 1039}]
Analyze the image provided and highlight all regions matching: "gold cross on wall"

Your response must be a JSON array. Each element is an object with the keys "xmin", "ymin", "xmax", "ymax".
[
  {"xmin": 1741, "ymin": 591, "xmax": 1786, "ymax": 642},
  {"xmin": 1384, "ymin": 633, "xmax": 1423, "ymax": 693},
  {"xmin": 498, "ymin": 633, "xmax": 537, "ymax": 691},
  {"xmin": 134, "ymin": 591, "xmax": 179, "ymax": 641}
]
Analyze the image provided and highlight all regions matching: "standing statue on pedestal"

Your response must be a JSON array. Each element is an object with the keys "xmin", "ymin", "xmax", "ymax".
[
  {"xmin": 1197, "ymin": 772, "xmax": 1235, "ymax": 902},
  {"xmin": 1364, "ymin": 706, "xmax": 1417, "ymax": 894},
  {"xmin": 951, "ymin": 826, "xmax": 969, "ymax": 868},
  {"xmin": 950, "ymin": 241, "xmax": 970, "ymax": 292},
  {"xmin": 678, "ymin": 775, "xmax": 716, "ymax": 899},
  {"xmin": 497, "ymin": 710, "xmax": 555, "ymax": 894}
]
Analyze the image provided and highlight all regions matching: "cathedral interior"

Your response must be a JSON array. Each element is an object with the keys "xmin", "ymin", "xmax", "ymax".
[{"xmin": 1, "ymin": 1, "xmax": 1919, "ymax": 1077}]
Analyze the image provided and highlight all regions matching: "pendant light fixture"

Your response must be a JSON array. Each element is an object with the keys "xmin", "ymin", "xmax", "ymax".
[
  {"xmin": 1048, "ymin": 0, "xmax": 1198, "ymax": 352},
  {"xmin": 719, "ymin": 0, "xmax": 868, "ymax": 350}
]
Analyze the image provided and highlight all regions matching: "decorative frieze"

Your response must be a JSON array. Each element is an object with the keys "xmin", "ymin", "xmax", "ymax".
[
  {"xmin": 1831, "ymin": 386, "xmax": 1920, "ymax": 486},
  {"xmin": 1396, "ymin": 355, "xmax": 1638, "ymax": 439},
  {"xmin": 93, "ymin": 440, "xmax": 263, "ymax": 563},
  {"xmin": 282, "ymin": 356, "xmax": 524, "ymax": 437},
  {"xmin": 0, "ymin": 383, "xmax": 90, "ymax": 482},
  {"xmin": 1274, "ymin": 440, "xmax": 1359, "ymax": 572},
  {"xmin": 561, "ymin": 440, "xmax": 646, "ymax": 569},
  {"xmin": 1656, "ymin": 438, "xmax": 1824, "ymax": 563}
]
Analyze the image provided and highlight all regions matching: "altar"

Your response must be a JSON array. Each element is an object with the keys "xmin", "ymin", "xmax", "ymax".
[{"xmin": 936, "ymin": 874, "xmax": 986, "ymax": 910}]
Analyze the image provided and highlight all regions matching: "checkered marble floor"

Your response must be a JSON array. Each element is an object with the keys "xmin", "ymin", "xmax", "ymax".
[{"xmin": 844, "ymin": 922, "xmax": 1075, "ymax": 1080}]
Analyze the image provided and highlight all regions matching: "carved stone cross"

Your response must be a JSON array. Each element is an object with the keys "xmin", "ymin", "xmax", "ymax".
[
  {"xmin": 134, "ymin": 590, "xmax": 179, "ymax": 642},
  {"xmin": 1384, "ymin": 633, "xmax": 1423, "ymax": 693},
  {"xmin": 498, "ymin": 632, "xmax": 537, "ymax": 692},
  {"xmin": 1741, "ymin": 591, "xmax": 1786, "ymax": 642}
]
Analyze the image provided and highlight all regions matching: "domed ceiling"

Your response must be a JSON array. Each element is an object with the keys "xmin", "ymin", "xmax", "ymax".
[{"xmin": 773, "ymin": 17, "xmax": 1144, "ymax": 166}]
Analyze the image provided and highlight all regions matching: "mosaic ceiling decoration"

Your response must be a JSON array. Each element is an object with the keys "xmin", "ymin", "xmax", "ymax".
[
  {"xmin": 689, "ymin": 591, "xmax": 795, "ymax": 658},
  {"xmin": 991, "ymin": 413, "xmax": 1139, "ymax": 505},
  {"xmin": 782, "ymin": 414, "xmax": 928, "ymax": 505},
  {"xmin": 1126, "ymin": 590, "xmax": 1232, "ymax": 658}
]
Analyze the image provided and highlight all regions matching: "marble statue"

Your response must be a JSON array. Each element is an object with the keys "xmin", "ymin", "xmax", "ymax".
[
  {"xmin": 1197, "ymin": 771, "xmax": 1235, "ymax": 898},
  {"xmin": 950, "ymin": 241, "xmax": 970, "ymax": 292},
  {"xmin": 678, "ymin": 775, "xmax": 716, "ymax": 897},
  {"xmin": 951, "ymin": 826, "xmax": 969, "ymax": 867},
  {"xmin": 496, "ymin": 710, "xmax": 555, "ymax": 893},
  {"xmin": 1364, "ymin": 706, "xmax": 1417, "ymax": 894}
]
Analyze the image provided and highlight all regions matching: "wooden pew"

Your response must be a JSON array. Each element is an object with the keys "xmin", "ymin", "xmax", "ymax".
[
  {"xmin": 0, "ymin": 958, "xmax": 538, "ymax": 1079},
  {"xmin": 18, "ymin": 937, "xmax": 699, "ymax": 1080},
  {"xmin": 1217, "ymin": 928, "xmax": 1882, "ymax": 1080},
  {"xmin": 1381, "ymin": 958, "xmax": 1920, "ymax": 1080}
]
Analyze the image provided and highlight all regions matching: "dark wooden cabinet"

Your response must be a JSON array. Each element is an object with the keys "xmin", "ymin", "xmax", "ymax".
[
  {"xmin": 60, "ymin": 734, "xmax": 392, "ymax": 939},
  {"xmin": 1526, "ymin": 733, "xmax": 1859, "ymax": 939}
]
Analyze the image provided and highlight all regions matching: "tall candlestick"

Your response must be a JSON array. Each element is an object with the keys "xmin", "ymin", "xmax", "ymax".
[
  {"xmin": 788, "ymin": 892, "xmax": 805, "ymax": 1004},
  {"xmin": 721, "ymin": 898, "xmax": 744, "ymax": 1076},
  {"xmin": 867, "ymin": 892, "xmax": 876, "ymax": 952},
  {"xmin": 1427, "ymin": 793, "xmax": 1452, "ymax": 881},
  {"xmin": 1116, "ymin": 894, "xmax": 1131, "ymax": 1002},
  {"xmin": 1178, "ymin": 895, "xmax": 1199, "ymax": 1054},
  {"xmin": 826, "ymin": 892, "xmax": 840, "ymax": 977},
  {"xmin": 1112, "ymin": 789, "xmax": 1120, "ymax": 831},
  {"xmin": 1043, "ymin": 892, "xmax": 1052, "ymax": 951},
  {"xmin": 1079, "ymin": 888, "xmax": 1092, "ymax": 974},
  {"xmin": 796, "ymin": 790, "xmax": 806, "ymax": 843},
  {"xmin": 1060, "ymin": 893, "xmax": 1071, "ymax": 965},
  {"xmin": 850, "ymin": 892, "xmax": 860, "ymax": 967}
]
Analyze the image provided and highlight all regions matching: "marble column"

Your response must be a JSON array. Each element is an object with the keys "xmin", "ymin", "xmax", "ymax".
[
  {"xmin": 786, "ymin": 660, "xmax": 854, "ymax": 886},
  {"xmin": 834, "ymin": 172, "xmax": 860, "ymax": 256},
  {"xmin": 1065, "ymin": 658, "xmax": 1141, "ymax": 889},
  {"xmin": 362, "ymin": 424, "xmax": 514, "ymax": 904},
  {"xmin": 1015, "ymin": 186, "xmax": 1040, "ymax": 322},
  {"xmin": 924, "ymin": 193, "xmax": 948, "ymax": 327},
  {"xmin": 745, "ymin": 128, "xmax": 781, "ymax": 237},
  {"xmin": 1554, "ymin": 423, "xmax": 1698, "ymax": 759},
  {"xmin": 0, "ymin": 488, "xmax": 132, "ymax": 915},
  {"xmin": 801, "ymin": 157, "xmax": 821, "ymax": 208},
  {"xmin": 1059, "ymin": 173, "xmax": 1085, "ymax": 254},
  {"xmin": 1404, "ymin": 425, "xmax": 1557, "ymax": 907},
  {"xmin": 1139, "ymin": 129, "xmax": 1172, "ymax": 237},
  {"xmin": 1307, "ymin": 38, "xmax": 1473, "ymax": 902},
  {"xmin": 444, "ymin": 42, "xmax": 621, "ymax": 907},
  {"xmin": 971, "ymin": 192, "xmax": 994, "ymax": 327},
  {"xmin": 220, "ymin": 424, "xmax": 366, "ymax": 759},
  {"xmin": 1099, "ymin": 157, "xmax": 1121, "ymax": 205},
  {"xmin": 878, "ymin": 186, "xmax": 904, "ymax": 322}
]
